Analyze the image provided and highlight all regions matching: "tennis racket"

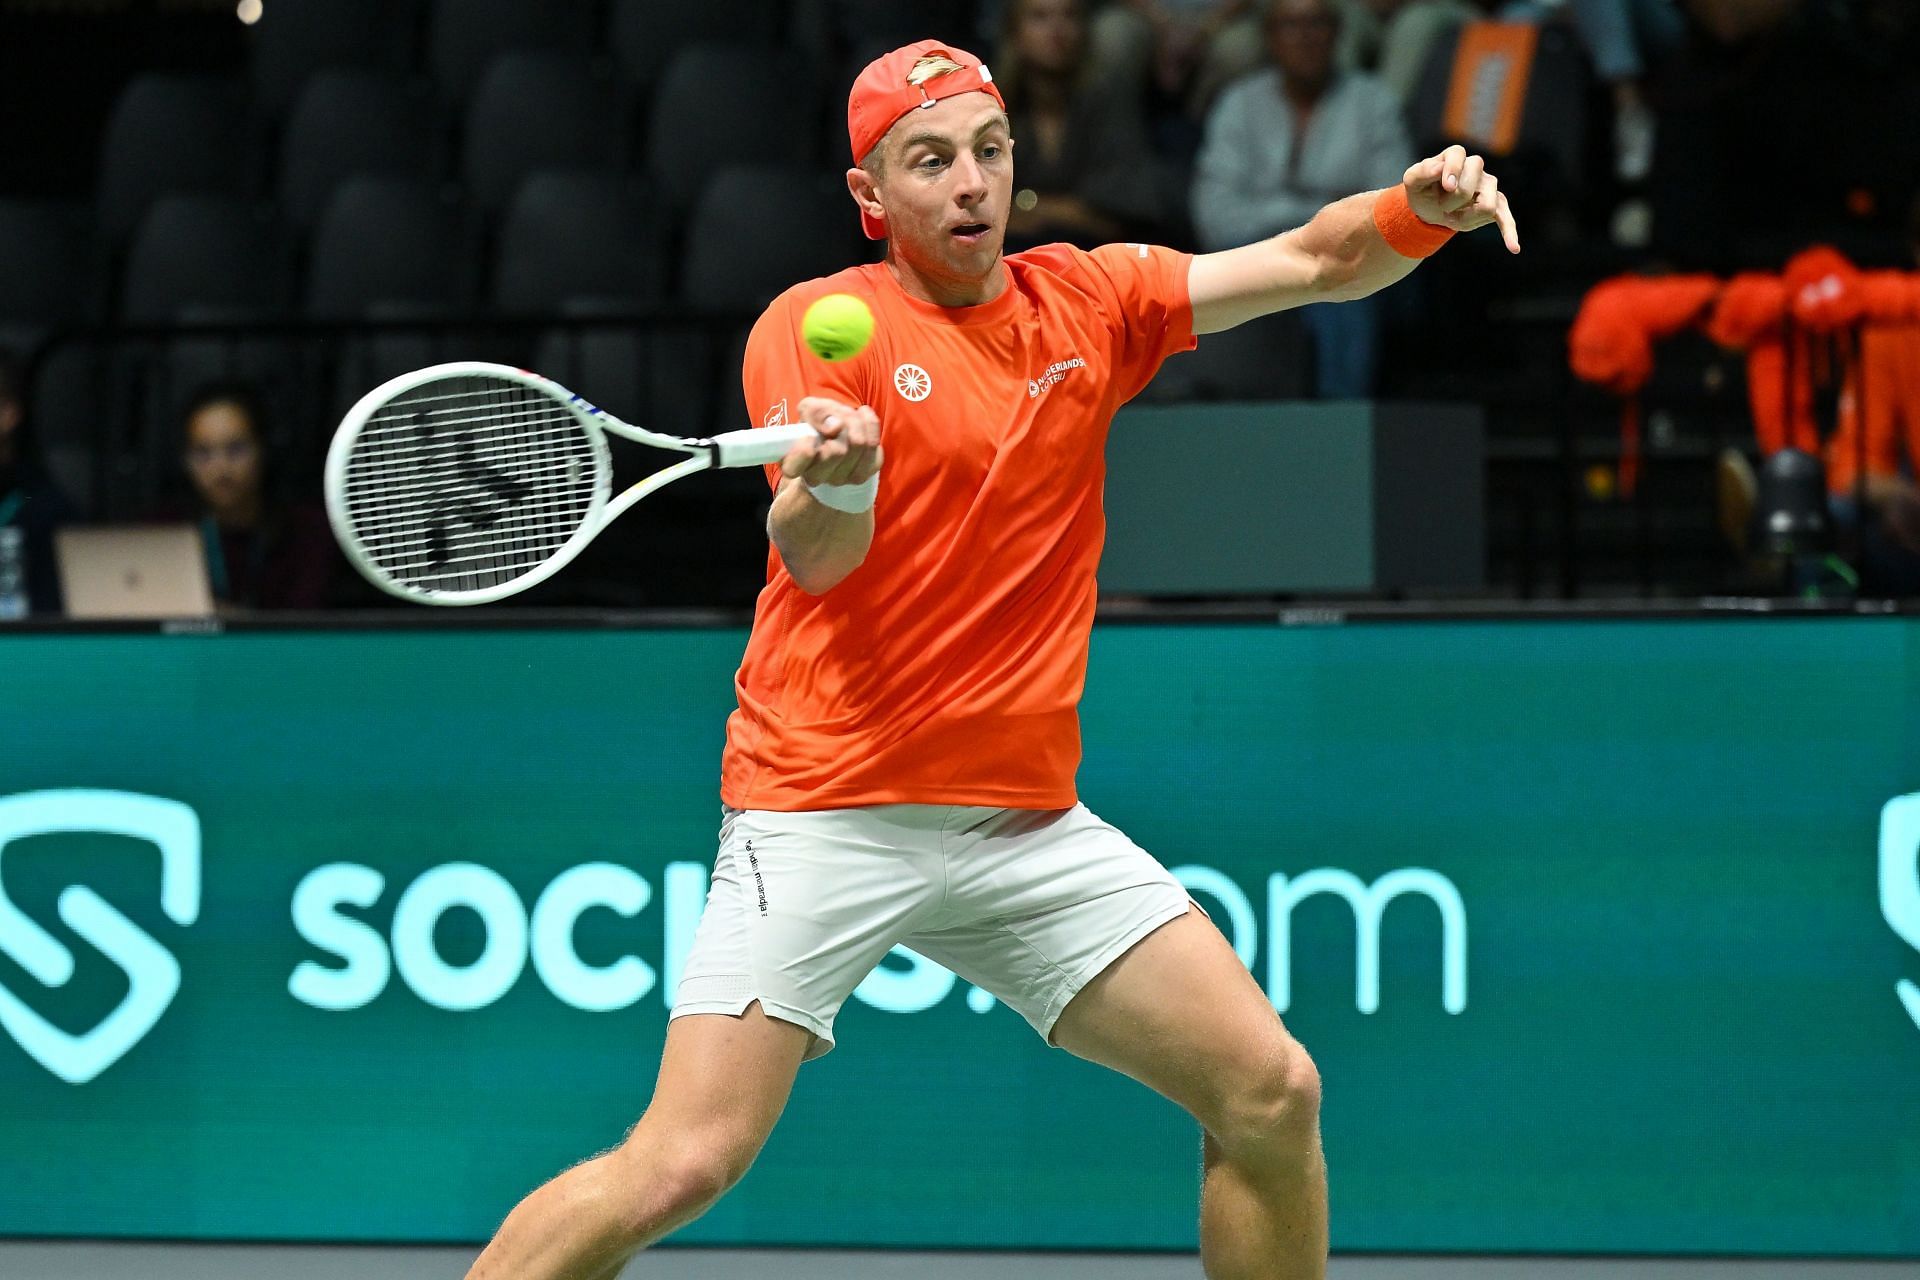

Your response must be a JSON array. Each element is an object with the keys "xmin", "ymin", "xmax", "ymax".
[{"xmin": 324, "ymin": 361, "xmax": 817, "ymax": 605}]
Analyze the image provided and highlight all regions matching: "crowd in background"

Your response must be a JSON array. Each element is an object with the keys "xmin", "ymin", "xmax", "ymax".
[{"xmin": 1, "ymin": 0, "xmax": 1918, "ymax": 611}]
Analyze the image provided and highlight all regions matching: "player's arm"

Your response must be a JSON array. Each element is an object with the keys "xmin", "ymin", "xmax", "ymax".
[
  {"xmin": 1187, "ymin": 144, "xmax": 1520, "ymax": 335},
  {"xmin": 768, "ymin": 396, "xmax": 883, "ymax": 595}
]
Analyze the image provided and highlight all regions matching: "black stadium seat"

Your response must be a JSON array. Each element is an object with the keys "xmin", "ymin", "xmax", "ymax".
[
  {"xmin": 425, "ymin": 0, "xmax": 594, "ymax": 104},
  {"xmin": 607, "ymin": 0, "xmax": 782, "ymax": 91},
  {"xmin": 461, "ymin": 53, "xmax": 623, "ymax": 214},
  {"xmin": 0, "ymin": 201, "xmax": 92, "ymax": 329},
  {"xmin": 246, "ymin": 0, "xmax": 418, "ymax": 120},
  {"xmin": 306, "ymin": 177, "xmax": 473, "ymax": 320},
  {"xmin": 279, "ymin": 70, "xmax": 443, "ymax": 231},
  {"xmin": 492, "ymin": 172, "xmax": 664, "ymax": 314},
  {"xmin": 680, "ymin": 165, "xmax": 859, "ymax": 314},
  {"xmin": 95, "ymin": 75, "xmax": 251, "ymax": 241},
  {"xmin": 119, "ymin": 196, "xmax": 288, "ymax": 325},
  {"xmin": 645, "ymin": 44, "xmax": 817, "ymax": 212}
]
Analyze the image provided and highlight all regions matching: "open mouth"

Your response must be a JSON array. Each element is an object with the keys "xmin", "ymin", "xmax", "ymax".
[{"xmin": 951, "ymin": 222, "xmax": 991, "ymax": 245}]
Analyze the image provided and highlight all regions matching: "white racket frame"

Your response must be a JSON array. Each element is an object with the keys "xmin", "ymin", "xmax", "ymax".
[{"xmin": 324, "ymin": 360, "xmax": 818, "ymax": 606}]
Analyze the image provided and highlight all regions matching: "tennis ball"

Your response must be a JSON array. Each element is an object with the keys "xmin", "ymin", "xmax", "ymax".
[{"xmin": 801, "ymin": 293, "xmax": 875, "ymax": 362}]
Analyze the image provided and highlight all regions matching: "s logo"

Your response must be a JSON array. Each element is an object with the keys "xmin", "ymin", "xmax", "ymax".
[
  {"xmin": 1882, "ymin": 793, "xmax": 1920, "ymax": 1034},
  {"xmin": 0, "ymin": 791, "xmax": 201, "ymax": 1084}
]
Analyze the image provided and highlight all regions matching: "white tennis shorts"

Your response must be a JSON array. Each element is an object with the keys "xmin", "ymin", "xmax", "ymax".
[{"xmin": 670, "ymin": 802, "xmax": 1197, "ymax": 1060}]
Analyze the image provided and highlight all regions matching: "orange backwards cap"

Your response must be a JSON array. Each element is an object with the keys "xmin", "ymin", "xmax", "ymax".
[{"xmin": 847, "ymin": 39, "xmax": 1006, "ymax": 240}]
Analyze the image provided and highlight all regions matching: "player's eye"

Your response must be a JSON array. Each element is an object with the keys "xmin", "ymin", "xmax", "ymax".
[{"xmin": 980, "ymin": 144, "xmax": 1003, "ymax": 161}]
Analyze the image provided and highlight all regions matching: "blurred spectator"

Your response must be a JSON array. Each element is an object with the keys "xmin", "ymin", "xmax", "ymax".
[
  {"xmin": 147, "ymin": 383, "xmax": 337, "ymax": 611},
  {"xmin": 1192, "ymin": 0, "xmax": 1410, "ymax": 395},
  {"xmin": 1332, "ymin": 0, "xmax": 1475, "ymax": 104},
  {"xmin": 998, "ymin": 0, "xmax": 1174, "ymax": 250},
  {"xmin": 1827, "ymin": 199, "xmax": 1920, "ymax": 597},
  {"xmin": 1499, "ymin": 0, "xmax": 1685, "ymax": 183},
  {"xmin": 0, "ymin": 349, "xmax": 77, "ymax": 616},
  {"xmin": 1088, "ymin": 0, "xmax": 1266, "ymax": 121}
]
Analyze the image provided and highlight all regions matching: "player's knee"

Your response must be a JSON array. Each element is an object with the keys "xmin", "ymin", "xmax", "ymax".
[
  {"xmin": 1214, "ymin": 1039, "xmax": 1321, "ymax": 1163},
  {"xmin": 616, "ymin": 1127, "xmax": 758, "ymax": 1239}
]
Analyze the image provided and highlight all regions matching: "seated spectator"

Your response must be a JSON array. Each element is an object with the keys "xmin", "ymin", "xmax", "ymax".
[
  {"xmin": 1192, "ymin": 0, "xmax": 1411, "ymax": 396},
  {"xmin": 1332, "ymin": 0, "xmax": 1475, "ymax": 104},
  {"xmin": 998, "ymin": 0, "xmax": 1174, "ymax": 251},
  {"xmin": 0, "ymin": 349, "xmax": 77, "ymax": 616},
  {"xmin": 1088, "ymin": 0, "xmax": 1266, "ymax": 121},
  {"xmin": 148, "ymin": 383, "xmax": 338, "ymax": 611}
]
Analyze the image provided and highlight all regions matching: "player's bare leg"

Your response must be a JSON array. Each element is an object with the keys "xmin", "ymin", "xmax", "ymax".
[
  {"xmin": 464, "ymin": 1001, "xmax": 812, "ymax": 1280},
  {"xmin": 1049, "ymin": 907, "xmax": 1327, "ymax": 1280}
]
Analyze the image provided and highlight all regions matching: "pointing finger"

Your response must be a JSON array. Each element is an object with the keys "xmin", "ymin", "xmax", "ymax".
[{"xmin": 1496, "ymin": 191, "xmax": 1521, "ymax": 254}]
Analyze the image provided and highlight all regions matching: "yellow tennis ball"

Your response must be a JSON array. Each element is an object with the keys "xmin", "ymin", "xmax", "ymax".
[{"xmin": 801, "ymin": 293, "xmax": 874, "ymax": 362}]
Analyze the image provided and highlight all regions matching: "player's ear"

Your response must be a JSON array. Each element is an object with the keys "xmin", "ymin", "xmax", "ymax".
[{"xmin": 846, "ymin": 167, "xmax": 884, "ymax": 232}]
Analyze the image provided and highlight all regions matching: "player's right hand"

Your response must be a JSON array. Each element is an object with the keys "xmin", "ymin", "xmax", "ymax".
[{"xmin": 783, "ymin": 396, "xmax": 883, "ymax": 488}]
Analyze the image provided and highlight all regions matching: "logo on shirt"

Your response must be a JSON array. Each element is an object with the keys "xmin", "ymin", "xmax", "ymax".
[
  {"xmin": 762, "ymin": 399, "xmax": 788, "ymax": 428},
  {"xmin": 1029, "ymin": 356, "xmax": 1087, "ymax": 399},
  {"xmin": 893, "ymin": 363, "xmax": 932, "ymax": 402}
]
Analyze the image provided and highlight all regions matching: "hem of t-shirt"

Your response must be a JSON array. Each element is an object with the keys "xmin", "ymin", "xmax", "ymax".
[{"xmin": 719, "ymin": 781, "xmax": 1080, "ymax": 813}]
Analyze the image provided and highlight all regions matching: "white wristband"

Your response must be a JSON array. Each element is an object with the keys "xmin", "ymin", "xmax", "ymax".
[{"xmin": 803, "ymin": 472, "xmax": 879, "ymax": 514}]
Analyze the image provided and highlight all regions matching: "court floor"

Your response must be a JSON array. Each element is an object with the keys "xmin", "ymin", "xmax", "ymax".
[{"xmin": 1, "ymin": 1243, "xmax": 1915, "ymax": 1280}]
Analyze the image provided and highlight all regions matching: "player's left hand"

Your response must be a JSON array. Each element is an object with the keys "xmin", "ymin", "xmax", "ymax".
[{"xmin": 1404, "ymin": 144, "xmax": 1521, "ymax": 255}]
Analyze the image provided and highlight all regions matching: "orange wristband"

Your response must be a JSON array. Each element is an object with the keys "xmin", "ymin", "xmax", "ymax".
[{"xmin": 1373, "ymin": 184, "xmax": 1455, "ymax": 259}]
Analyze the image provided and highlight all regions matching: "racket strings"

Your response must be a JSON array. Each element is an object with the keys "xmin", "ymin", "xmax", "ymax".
[{"xmin": 339, "ymin": 374, "xmax": 601, "ymax": 594}]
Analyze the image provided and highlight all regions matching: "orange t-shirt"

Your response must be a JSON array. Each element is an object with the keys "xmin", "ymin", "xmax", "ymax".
[
  {"xmin": 721, "ymin": 242, "xmax": 1196, "ymax": 812},
  {"xmin": 1829, "ymin": 324, "xmax": 1920, "ymax": 496}
]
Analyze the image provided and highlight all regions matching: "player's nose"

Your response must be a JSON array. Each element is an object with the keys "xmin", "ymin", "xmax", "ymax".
[{"xmin": 950, "ymin": 153, "xmax": 988, "ymax": 204}]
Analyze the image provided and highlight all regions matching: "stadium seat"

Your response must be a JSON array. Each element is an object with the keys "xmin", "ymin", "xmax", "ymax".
[
  {"xmin": 95, "ymin": 75, "xmax": 251, "ymax": 241},
  {"xmin": 246, "ymin": 0, "xmax": 419, "ymax": 120},
  {"xmin": 461, "ymin": 53, "xmax": 623, "ymax": 214},
  {"xmin": 791, "ymin": 0, "xmax": 982, "ymax": 65},
  {"xmin": 492, "ymin": 172, "xmax": 664, "ymax": 314},
  {"xmin": 0, "ymin": 201, "xmax": 92, "ymax": 328},
  {"xmin": 25, "ymin": 340, "xmax": 107, "ymax": 517},
  {"xmin": 305, "ymin": 176, "xmax": 474, "ymax": 321},
  {"xmin": 645, "ymin": 45, "xmax": 818, "ymax": 212},
  {"xmin": 425, "ymin": 0, "xmax": 595, "ymax": 104},
  {"xmin": 1142, "ymin": 310, "xmax": 1312, "ymax": 404},
  {"xmin": 279, "ymin": 70, "xmax": 443, "ymax": 231},
  {"xmin": 119, "ymin": 196, "xmax": 289, "ymax": 325},
  {"xmin": 607, "ymin": 0, "xmax": 782, "ymax": 91},
  {"xmin": 679, "ymin": 165, "xmax": 857, "ymax": 313}
]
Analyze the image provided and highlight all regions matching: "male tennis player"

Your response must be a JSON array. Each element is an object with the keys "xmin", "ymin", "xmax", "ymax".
[{"xmin": 467, "ymin": 37, "xmax": 1516, "ymax": 1280}]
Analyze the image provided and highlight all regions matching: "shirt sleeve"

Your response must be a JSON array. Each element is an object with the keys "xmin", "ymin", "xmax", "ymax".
[
  {"xmin": 740, "ymin": 289, "xmax": 876, "ymax": 491},
  {"xmin": 1082, "ymin": 242, "xmax": 1197, "ymax": 404}
]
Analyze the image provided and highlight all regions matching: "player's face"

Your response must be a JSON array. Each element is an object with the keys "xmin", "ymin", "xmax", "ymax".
[{"xmin": 872, "ymin": 93, "xmax": 1014, "ymax": 293}]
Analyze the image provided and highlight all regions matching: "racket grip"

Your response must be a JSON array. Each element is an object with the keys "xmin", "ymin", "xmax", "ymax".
[{"xmin": 710, "ymin": 423, "xmax": 821, "ymax": 468}]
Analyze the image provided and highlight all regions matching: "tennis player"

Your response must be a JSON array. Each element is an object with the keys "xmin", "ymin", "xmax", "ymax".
[{"xmin": 467, "ymin": 38, "xmax": 1517, "ymax": 1280}]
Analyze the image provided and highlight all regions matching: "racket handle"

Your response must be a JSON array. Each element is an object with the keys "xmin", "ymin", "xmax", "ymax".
[{"xmin": 709, "ymin": 422, "xmax": 821, "ymax": 468}]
